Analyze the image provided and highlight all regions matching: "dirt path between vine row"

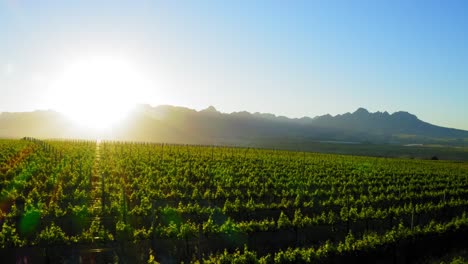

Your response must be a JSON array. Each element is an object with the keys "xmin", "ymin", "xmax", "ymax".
[{"xmin": 90, "ymin": 140, "xmax": 103, "ymax": 225}]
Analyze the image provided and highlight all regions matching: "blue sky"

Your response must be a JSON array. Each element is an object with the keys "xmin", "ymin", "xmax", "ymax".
[{"xmin": 1, "ymin": 0, "xmax": 468, "ymax": 129}]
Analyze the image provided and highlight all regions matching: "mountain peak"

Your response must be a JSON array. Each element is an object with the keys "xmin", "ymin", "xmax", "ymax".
[
  {"xmin": 201, "ymin": 105, "xmax": 219, "ymax": 113},
  {"xmin": 353, "ymin": 107, "xmax": 370, "ymax": 115},
  {"xmin": 391, "ymin": 111, "xmax": 418, "ymax": 121}
]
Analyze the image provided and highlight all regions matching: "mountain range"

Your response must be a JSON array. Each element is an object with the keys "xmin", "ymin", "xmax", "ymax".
[{"xmin": 1, "ymin": 105, "xmax": 468, "ymax": 148}]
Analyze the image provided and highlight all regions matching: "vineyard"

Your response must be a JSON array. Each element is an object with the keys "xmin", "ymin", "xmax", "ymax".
[{"xmin": 1, "ymin": 138, "xmax": 468, "ymax": 263}]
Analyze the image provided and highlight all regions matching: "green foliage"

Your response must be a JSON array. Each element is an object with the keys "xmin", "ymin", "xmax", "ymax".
[
  {"xmin": 37, "ymin": 223, "xmax": 68, "ymax": 246},
  {"xmin": 2, "ymin": 139, "xmax": 468, "ymax": 263},
  {"xmin": 147, "ymin": 249, "xmax": 160, "ymax": 264},
  {"xmin": 277, "ymin": 211, "xmax": 292, "ymax": 229},
  {"xmin": 0, "ymin": 221, "xmax": 23, "ymax": 248}
]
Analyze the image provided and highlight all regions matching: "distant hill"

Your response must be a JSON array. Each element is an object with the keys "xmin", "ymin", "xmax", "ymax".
[
  {"xmin": 0, "ymin": 111, "xmax": 75, "ymax": 139},
  {"xmin": 311, "ymin": 107, "xmax": 468, "ymax": 139},
  {"xmin": 1, "ymin": 105, "xmax": 468, "ymax": 148}
]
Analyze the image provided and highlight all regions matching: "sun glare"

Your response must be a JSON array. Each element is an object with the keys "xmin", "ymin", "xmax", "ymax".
[{"xmin": 49, "ymin": 56, "xmax": 151, "ymax": 131}]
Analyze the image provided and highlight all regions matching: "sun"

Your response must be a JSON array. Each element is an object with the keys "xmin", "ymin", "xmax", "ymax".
[{"xmin": 48, "ymin": 56, "xmax": 151, "ymax": 131}]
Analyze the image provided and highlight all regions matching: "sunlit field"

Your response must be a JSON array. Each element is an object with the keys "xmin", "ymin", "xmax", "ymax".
[
  {"xmin": 1, "ymin": 138, "xmax": 468, "ymax": 263},
  {"xmin": 3, "ymin": 1, "xmax": 468, "ymax": 263}
]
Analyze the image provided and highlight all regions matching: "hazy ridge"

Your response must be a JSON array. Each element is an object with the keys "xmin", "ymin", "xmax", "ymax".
[{"xmin": 1, "ymin": 105, "xmax": 468, "ymax": 147}]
